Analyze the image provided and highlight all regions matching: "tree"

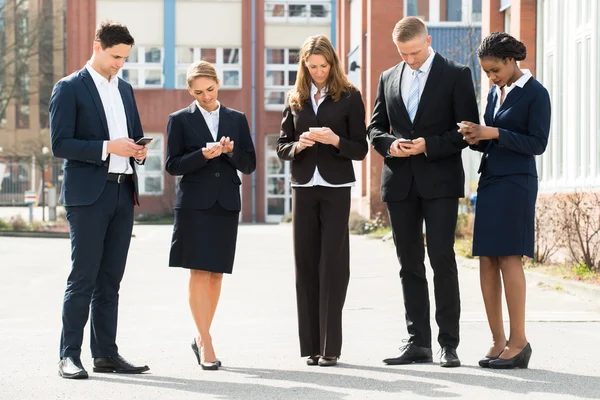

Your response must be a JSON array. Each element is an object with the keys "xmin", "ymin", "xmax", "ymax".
[{"xmin": 0, "ymin": 0, "xmax": 62, "ymax": 130}]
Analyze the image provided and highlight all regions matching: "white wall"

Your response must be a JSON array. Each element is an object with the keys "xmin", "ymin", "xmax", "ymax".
[
  {"xmin": 264, "ymin": 25, "xmax": 330, "ymax": 48},
  {"xmin": 96, "ymin": 0, "xmax": 164, "ymax": 45},
  {"xmin": 175, "ymin": 1, "xmax": 242, "ymax": 47}
]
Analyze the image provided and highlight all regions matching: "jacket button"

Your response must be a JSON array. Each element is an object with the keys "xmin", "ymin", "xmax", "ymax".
[
  {"xmin": 410, "ymin": 130, "xmax": 415, "ymax": 135},
  {"xmin": 215, "ymin": 173, "xmax": 220, "ymax": 177}
]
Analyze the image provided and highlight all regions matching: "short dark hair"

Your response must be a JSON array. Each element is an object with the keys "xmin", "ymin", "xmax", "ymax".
[
  {"xmin": 477, "ymin": 32, "xmax": 527, "ymax": 61},
  {"xmin": 94, "ymin": 21, "xmax": 135, "ymax": 49},
  {"xmin": 392, "ymin": 16, "xmax": 428, "ymax": 42}
]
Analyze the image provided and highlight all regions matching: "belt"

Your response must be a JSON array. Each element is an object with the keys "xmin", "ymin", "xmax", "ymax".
[{"xmin": 106, "ymin": 173, "xmax": 133, "ymax": 184}]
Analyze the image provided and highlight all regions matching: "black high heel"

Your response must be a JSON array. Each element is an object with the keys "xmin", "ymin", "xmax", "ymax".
[
  {"xmin": 191, "ymin": 338, "xmax": 221, "ymax": 369},
  {"xmin": 479, "ymin": 342, "xmax": 508, "ymax": 368},
  {"xmin": 489, "ymin": 343, "xmax": 532, "ymax": 369}
]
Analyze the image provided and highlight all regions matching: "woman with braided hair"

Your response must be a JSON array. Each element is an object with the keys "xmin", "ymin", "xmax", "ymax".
[{"xmin": 458, "ymin": 32, "xmax": 551, "ymax": 370}]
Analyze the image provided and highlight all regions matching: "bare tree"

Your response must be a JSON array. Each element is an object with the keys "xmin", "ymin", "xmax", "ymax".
[{"xmin": 445, "ymin": 24, "xmax": 482, "ymax": 106}]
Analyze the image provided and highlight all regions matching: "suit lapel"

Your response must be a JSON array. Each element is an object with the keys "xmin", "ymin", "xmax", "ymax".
[
  {"xmin": 484, "ymin": 89, "xmax": 497, "ymax": 126},
  {"xmin": 117, "ymin": 79, "xmax": 134, "ymax": 138},
  {"xmin": 216, "ymin": 106, "xmax": 230, "ymax": 140},
  {"xmin": 412, "ymin": 53, "xmax": 443, "ymax": 125},
  {"xmin": 494, "ymin": 85, "xmax": 526, "ymax": 121},
  {"xmin": 80, "ymin": 67, "xmax": 110, "ymax": 139},
  {"xmin": 393, "ymin": 63, "xmax": 411, "ymax": 123},
  {"xmin": 185, "ymin": 102, "xmax": 215, "ymax": 143}
]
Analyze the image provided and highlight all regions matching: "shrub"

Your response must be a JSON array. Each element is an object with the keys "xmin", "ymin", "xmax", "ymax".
[
  {"xmin": 10, "ymin": 215, "xmax": 30, "ymax": 231},
  {"xmin": 533, "ymin": 196, "xmax": 562, "ymax": 264},
  {"xmin": 0, "ymin": 218, "xmax": 10, "ymax": 230},
  {"xmin": 348, "ymin": 212, "xmax": 369, "ymax": 234},
  {"xmin": 455, "ymin": 212, "xmax": 474, "ymax": 239}
]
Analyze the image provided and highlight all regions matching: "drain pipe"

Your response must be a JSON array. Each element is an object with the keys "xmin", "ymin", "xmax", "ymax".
[{"xmin": 251, "ymin": 0, "xmax": 257, "ymax": 222}]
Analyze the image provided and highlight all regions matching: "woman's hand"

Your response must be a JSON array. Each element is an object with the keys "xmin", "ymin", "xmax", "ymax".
[
  {"xmin": 459, "ymin": 121, "xmax": 499, "ymax": 145},
  {"xmin": 308, "ymin": 127, "xmax": 340, "ymax": 148},
  {"xmin": 220, "ymin": 136, "xmax": 234, "ymax": 154},
  {"xmin": 295, "ymin": 132, "xmax": 316, "ymax": 154},
  {"xmin": 202, "ymin": 144, "xmax": 223, "ymax": 159}
]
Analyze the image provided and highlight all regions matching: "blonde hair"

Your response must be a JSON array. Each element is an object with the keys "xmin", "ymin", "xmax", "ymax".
[
  {"xmin": 392, "ymin": 16, "xmax": 428, "ymax": 42},
  {"xmin": 186, "ymin": 60, "xmax": 219, "ymax": 87},
  {"xmin": 288, "ymin": 35, "xmax": 356, "ymax": 111}
]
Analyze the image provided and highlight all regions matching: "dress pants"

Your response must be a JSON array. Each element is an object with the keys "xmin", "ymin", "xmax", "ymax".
[
  {"xmin": 60, "ymin": 180, "xmax": 134, "ymax": 358},
  {"xmin": 386, "ymin": 179, "xmax": 461, "ymax": 349},
  {"xmin": 292, "ymin": 186, "xmax": 351, "ymax": 358}
]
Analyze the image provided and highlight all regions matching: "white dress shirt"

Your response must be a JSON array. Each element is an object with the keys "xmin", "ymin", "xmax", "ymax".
[
  {"xmin": 196, "ymin": 100, "xmax": 220, "ymax": 141},
  {"xmin": 86, "ymin": 63, "xmax": 132, "ymax": 174},
  {"xmin": 401, "ymin": 48, "xmax": 436, "ymax": 109},
  {"xmin": 494, "ymin": 69, "xmax": 532, "ymax": 117},
  {"xmin": 292, "ymin": 83, "xmax": 354, "ymax": 188}
]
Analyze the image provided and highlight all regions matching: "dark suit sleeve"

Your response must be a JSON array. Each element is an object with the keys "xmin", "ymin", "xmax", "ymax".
[
  {"xmin": 368, "ymin": 73, "xmax": 396, "ymax": 157},
  {"xmin": 165, "ymin": 114, "xmax": 208, "ymax": 175},
  {"xmin": 225, "ymin": 113, "xmax": 256, "ymax": 175},
  {"xmin": 424, "ymin": 66, "xmax": 479, "ymax": 161},
  {"xmin": 49, "ymin": 80, "xmax": 104, "ymax": 165},
  {"xmin": 276, "ymin": 96, "xmax": 302, "ymax": 161},
  {"xmin": 497, "ymin": 87, "xmax": 551, "ymax": 156},
  {"xmin": 334, "ymin": 90, "xmax": 368, "ymax": 161}
]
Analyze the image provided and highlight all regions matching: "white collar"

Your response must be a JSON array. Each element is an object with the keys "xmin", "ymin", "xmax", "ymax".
[
  {"xmin": 196, "ymin": 100, "xmax": 221, "ymax": 117},
  {"xmin": 310, "ymin": 83, "xmax": 327, "ymax": 97},
  {"xmin": 508, "ymin": 69, "xmax": 533, "ymax": 88},
  {"xmin": 85, "ymin": 62, "xmax": 118, "ymax": 87}
]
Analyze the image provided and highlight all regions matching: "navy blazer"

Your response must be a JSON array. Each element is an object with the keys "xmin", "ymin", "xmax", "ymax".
[
  {"xmin": 474, "ymin": 78, "xmax": 551, "ymax": 177},
  {"xmin": 165, "ymin": 103, "xmax": 256, "ymax": 211},
  {"xmin": 49, "ymin": 67, "xmax": 144, "ymax": 206}
]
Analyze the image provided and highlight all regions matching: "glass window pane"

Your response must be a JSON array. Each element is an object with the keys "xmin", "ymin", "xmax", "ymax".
[
  {"xmin": 265, "ymin": 90, "xmax": 286, "ymax": 106},
  {"xmin": 144, "ymin": 176, "xmax": 162, "ymax": 194},
  {"xmin": 200, "ymin": 48, "xmax": 217, "ymax": 63},
  {"xmin": 147, "ymin": 135, "xmax": 163, "ymax": 150},
  {"xmin": 145, "ymin": 69, "xmax": 162, "ymax": 85},
  {"xmin": 311, "ymin": 4, "xmax": 327, "ymax": 17},
  {"xmin": 126, "ymin": 46, "xmax": 139, "ymax": 63},
  {"xmin": 267, "ymin": 156, "xmax": 284, "ymax": 174},
  {"xmin": 176, "ymin": 70, "xmax": 187, "ymax": 88},
  {"xmin": 122, "ymin": 69, "xmax": 139, "ymax": 86},
  {"xmin": 407, "ymin": 0, "xmax": 429, "ymax": 21},
  {"xmin": 267, "ymin": 49, "xmax": 285, "ymax": 64},
  {"xmin": 223, "ymin": 70, "xmax": 240, "ymax": 86},
  {"xmin": 288, "ymin": 70, "xmax": 297, "ymax": 86},
  {"xmin": 266, "ymin": 134, "xmax": 279, "ymax": 150},
  {"xmin": 267, "ymin": 198, "xmax": 285, "ymax": 215},
  {"xmin": 288, "ymin": 49, "xmax": 300, "ymax": 64},
  {"xmin": 289, "ymin": 4, "xmax": 307, "ymax": 17},
  {"xmin": 145, "ymin": 47, "xmax": 161, "ymax": 63},
  {"xmin": 144, "ymin": 156, "xmax": 162, "ymax": 171},
  {"xmin": 266, "ymin": 70, "xmax": 285, "ymax": 86},
  {"xmin": 441, "ymin": 0, "xmax": 462, "ymax": 22},
  {"xmin": 223, "ymin": 48, "xmax": 239, "ymax": 64},
  {"xmin": 267, "ymin": 177, "xmax": 285, "ymax": 195},
  {"xmin": 176, "ymin": 47, "xmax": 194, "ymax": 64},
  {"xmin": 266, "ymin": 3, "xmax": 285, "ymax": 17}
]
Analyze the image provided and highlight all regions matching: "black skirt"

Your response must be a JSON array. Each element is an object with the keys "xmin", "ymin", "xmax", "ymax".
[{"xmin": 169, "ymin": 203, "xmax": 239, "ymax": 273}]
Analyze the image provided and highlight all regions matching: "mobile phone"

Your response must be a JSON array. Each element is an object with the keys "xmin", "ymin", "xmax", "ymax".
[
  {"xmin": 309, "ymin": 127, "xmax": 323, "ymax": 132},
  {"xmin": 205, "ymin": 142, "xmax": 220, "ymax": 149},
  {"xmin": 135, "ymin": 137, "xmax": 153, "ymax": 146},
  {"xmin": 398, "ymin": 138, "xmax": 414, "ymax": 144},
  {"xmin": 456, "ymin": 122, "xmax": 469, "ymax": 129}
]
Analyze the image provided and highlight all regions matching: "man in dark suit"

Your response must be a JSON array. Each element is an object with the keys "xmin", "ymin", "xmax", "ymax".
[
  {"xmin": 49, "ymin": 21, "xmax": 150, "ymax": 379},
  {"xmin": 368, "ymin": 17, "xmax": 479, "ymax": 368}
]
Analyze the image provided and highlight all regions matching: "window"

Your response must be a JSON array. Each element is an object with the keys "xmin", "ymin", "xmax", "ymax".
[
  {"xmin": 407, "ymin": 0, "xmax": 430, "ymax": 21},
  {"xmin": 407, "ymin": 0, "xmax": 483, "ymax": 24},
  {"xmin": 265, "ymin": 48, "xmax": 299, "ymax": 109},
  {"xmin": 137, "ymin": 134, "xmax": 164, "ymax": 195},
  {"xmin": 265, "ymin": 1, "xmax": 331, "ymax": 23},
  {"xmin": 265, "ymin": 134, "xmax": 291, "ymax": 222},
  {"xmin": 118, "ymin": 46, "xmax": 164, "ymax": 89},
  {"xmin": 175, "ymin": 47, "xmax": 241, "ymax": 89}
]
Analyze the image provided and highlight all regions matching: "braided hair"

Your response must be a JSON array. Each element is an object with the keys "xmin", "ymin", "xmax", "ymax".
[{"xmin": 477, "ymin": 32, "xmax": 527, "ymax": 61}]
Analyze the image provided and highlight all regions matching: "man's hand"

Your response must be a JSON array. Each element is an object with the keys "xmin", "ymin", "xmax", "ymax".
[
  {"xmin": 398, "ymin": 137, "xmax": 426, "ymax": 156},
  {"xmin": 295, "ymin": 132, "xmax": 316, "ymax": 154},
  {"xmin": 308, "ymin": 127, "xmax": 340, "ymax": 148},
  {"xmin": 220, "ymin": 136, "xmax": 234, "ymax": 154},
  {"xmin": 134, "ymin": 146, "xmax": 148, "ymax": 161},
  {"xmin": 389, "ymin": 139, "xmax": 410, "ymax": 157},
  {"xmin": 107, "ymin": 138, "xmax": 144, "ymax": 158},
  {"xmin": 202, "ymin": 144, "xmax": 223, "ymax": 160}
]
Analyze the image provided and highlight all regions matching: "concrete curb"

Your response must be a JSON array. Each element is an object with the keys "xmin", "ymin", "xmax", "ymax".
[{"xmin": 0, "ymin": 230, "xmax": 70, "ymax": 239}]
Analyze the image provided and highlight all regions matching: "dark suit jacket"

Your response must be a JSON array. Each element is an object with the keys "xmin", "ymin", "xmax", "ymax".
[
  {"xmin": 368, "ymin": 53, "xmax": 480, "ymax": 201},
  {"xmin": 277, "ymin": 88, "xmax": 368, "ymax": 184},
  {"xmin": 472, "ymin": 78, "xmax": 551, "ymax": 176},
  {"xmin": 49, "ymin": 67, "xmax": 144, "ymax": 206},
  {"xmin": 165, "ymin": 103, "xmax": 256, "ymax": 211}
]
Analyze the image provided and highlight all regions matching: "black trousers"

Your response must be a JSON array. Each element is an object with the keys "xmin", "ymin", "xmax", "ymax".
[
  {"xmin": 292, "ymin": 186, "xmax": 351, "ymax": 358},
  {"xmin": 60, "ymin": 180, "xmax": 134, "ymax": 358},
  {"xmin": 387, "ymin": 179, "xmax": 460, "ymax": 349}
]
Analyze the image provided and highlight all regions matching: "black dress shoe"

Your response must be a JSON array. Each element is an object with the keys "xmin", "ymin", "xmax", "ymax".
[
  {"xmin": 191, "ymin": 339, "xmax": 222, "ymax": 367},
  {"xmin": 439, "ymin": 346, "xmax": 461, "ymax": 368},
  {"xmin": 489, "ymin": 343, "xmax": 532, "ymax": 369},
  {"xmin": 58, "ymin": 357, "xmax": 88, "ymax": 379},
  {"xmin": 383, "ymin": 343, "xmax": 433, "ymax": 365},
  {"xmin": 318, "ymin": 357, "xmax": 338, "ymax": 367},
  {"xmin": 306, "ymin": 356, "xmax": 319, "ymax": 366},
  {"xmin": 93, "ymin": 354, "xmax": 150, "ymax": 374}
]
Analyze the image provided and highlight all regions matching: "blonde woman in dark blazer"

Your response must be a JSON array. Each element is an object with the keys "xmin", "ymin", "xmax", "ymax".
[
  {"xmin": 277, "ymin": 35, "xmax": 368, "ymax": 367},
  {"xmin": 166, "ymin": 61, "xmax": 256, "ymax": 370}
]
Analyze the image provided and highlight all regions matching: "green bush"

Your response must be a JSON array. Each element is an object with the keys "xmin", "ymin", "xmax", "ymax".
[
  {"xmin": 0, "ymin": 218, "xmax": 10, "ymax": 230},
  {"xmin": 10, "ymin": 215, "xmax": 30, "ymax": 231}
]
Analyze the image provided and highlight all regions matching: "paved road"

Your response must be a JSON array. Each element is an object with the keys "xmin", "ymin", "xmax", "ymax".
[{"xmin": 0, "ymin": 224, "xmax": 599, "ymax": 399}]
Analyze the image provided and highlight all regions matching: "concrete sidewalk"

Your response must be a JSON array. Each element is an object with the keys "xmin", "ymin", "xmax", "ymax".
[{"xmin": 0, "ymin": 224, "xmax": 598, "ymax": 399}]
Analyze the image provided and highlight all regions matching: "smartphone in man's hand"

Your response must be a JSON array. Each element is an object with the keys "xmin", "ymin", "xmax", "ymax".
[{"xmin": 135, "ymin": 137, "xmax": 153, "ymax": 146}]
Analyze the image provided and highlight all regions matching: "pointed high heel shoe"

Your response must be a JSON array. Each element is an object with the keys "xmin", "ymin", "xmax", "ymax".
[
  {"xmin": 489, "ymin": 343, "xmax": 532, "ymax": 369},
  {"xmin": 479, "ymin": 342, "xmax": 508, "ymax": 368},
  {"xmin": 191, "ymin": 339, "xmax": 222, "ymax": 367}
]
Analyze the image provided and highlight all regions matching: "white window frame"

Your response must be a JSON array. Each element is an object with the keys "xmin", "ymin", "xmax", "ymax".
[
  {"xmin": 265, "ymin": 134, "xmax": 291, "ymax": 222},
  {"xmin": 265, "ymin": 0, "xmax": 331, "ymax": 24},
  {"xmin": 265, "ymin": 48, "xmax": 299, "ymax": 111},
  {"xmin": 137, "ymin": 133, "xmax": 165, "ymax": 196},
  {"xmin": 404, "ymin": 0, "xmax": 483, "ymax": 26},
  {"xmin": 175, "ymin": 47, "xmax": 242, "ymax": 90},
  {"xmin": 118, "ymin": 45, "xmax": 164, "ymax": 89}
]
